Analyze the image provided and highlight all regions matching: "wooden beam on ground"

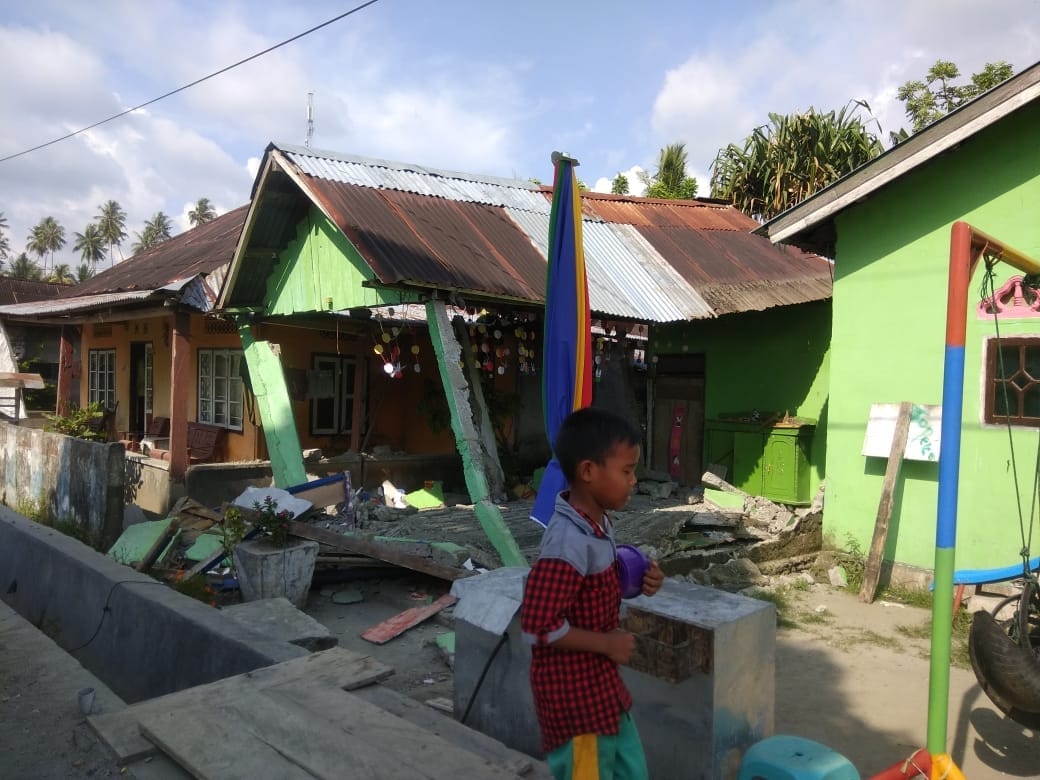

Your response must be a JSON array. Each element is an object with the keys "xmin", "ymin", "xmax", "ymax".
[
  {"xmin": 361, "ymin": 594, "xmax": 457, "ymax": 644},
  {"xmin": 425, "ymin": 299, "xmax": 525, "ymax": 567},
  {"xmin": 289, "ymin": 521, "xmax": 473, "ymax": 581},
  {"xmin": 860, "ymin": 401, "xmax": 913, "ymax": 603}
]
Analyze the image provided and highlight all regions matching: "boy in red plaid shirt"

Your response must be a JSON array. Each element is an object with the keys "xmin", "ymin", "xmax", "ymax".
[{"xmin": 521, "ymin": 407, "xmax": 664, "ymax": 780}]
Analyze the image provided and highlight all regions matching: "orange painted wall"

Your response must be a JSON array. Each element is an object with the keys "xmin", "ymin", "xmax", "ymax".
[{"xmin": 79, "ymin": 313, "xmax": 262, "ymax": 462}]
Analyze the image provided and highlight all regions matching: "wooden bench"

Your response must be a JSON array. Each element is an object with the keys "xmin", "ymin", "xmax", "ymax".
[{"xmin": 147, "ymin": 422, "xmax": 224, "ymax": 464}]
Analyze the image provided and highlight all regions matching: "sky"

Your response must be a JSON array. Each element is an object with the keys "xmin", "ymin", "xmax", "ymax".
[{"xmin": 1, "ymin": 0, "xmax": 1039, "ymax": 271}]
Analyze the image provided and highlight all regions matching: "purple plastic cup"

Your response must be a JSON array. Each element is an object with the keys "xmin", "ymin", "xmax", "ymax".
[{"xmin": 616, "ymin": 544, "xmax": 649, "ymax": 599}]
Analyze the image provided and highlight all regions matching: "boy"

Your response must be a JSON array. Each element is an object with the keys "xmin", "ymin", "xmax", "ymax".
[{"xmin": 521, "ymin": 407, "xmax": 664, "ymax": 780}]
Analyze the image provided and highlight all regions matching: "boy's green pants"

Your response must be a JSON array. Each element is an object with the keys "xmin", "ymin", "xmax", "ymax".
[{"xmin": 545, "ymin": 711, "xmax": 648, "ymax": 780}]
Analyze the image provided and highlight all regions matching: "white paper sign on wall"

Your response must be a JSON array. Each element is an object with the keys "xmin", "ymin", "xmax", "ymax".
[{"xmin": 862, "ymin": 403, "xmax": 941, "ymax": 462}]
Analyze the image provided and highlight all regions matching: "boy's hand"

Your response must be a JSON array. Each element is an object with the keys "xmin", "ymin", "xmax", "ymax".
[
  {"xmin": 604, "ymin": 629, "xmax": 636, "ymax": 665},
  {"xmin": 642, "ymin": 560, "xmax": 664, "ymax": 596}
]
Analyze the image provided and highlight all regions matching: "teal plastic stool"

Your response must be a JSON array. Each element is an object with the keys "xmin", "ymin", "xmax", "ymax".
[{"xmin": 738, "ymin": 735, "xmax": 860, "ymax": 780}]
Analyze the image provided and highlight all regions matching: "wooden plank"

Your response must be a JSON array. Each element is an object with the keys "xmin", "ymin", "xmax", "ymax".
[
  {"xmin": 362, "ymin": 594, "xmax": 456, "ymax": 645},
  {"xmin": 291, "ymin": 479, "xmax": 346, "ymax": 510},
  {"xmin": 138, "ymin": 684, "xmax": 523, "ymax": 779},
  {"xmin": 353, "ymin": 686, "xmax": 550, "ymax": 778},
  {"xmin": 135, "ymin": 519, "xmax": 179, "ymax": 572},
  {"xmin": 88, "ymin": 647, "xmax": 393, "ymax": 762},
  {"xmin": 289, "ymin": 521, "xmax": 472, "ymax": 581},
  {"xmin": 860, "ymin": 401, "xmax": 913, "ymax": 603}
]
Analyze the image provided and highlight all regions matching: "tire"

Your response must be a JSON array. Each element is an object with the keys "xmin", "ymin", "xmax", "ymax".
[{"xmin": 968, "ymin": 609, "xmax": 1040, "ymax": 728}]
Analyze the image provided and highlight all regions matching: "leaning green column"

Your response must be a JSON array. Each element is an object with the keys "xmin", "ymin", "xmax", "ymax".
[
  {"xmin": 426, "ymin": 299, "xmax": 525, "ymax": 567},
  {"xmin": 238, "ymin": 322, "xmax": 307, "ymax": 488}
]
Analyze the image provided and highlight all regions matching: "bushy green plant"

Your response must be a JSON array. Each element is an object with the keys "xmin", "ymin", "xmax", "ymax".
[
  {"xmin": 251, "ymin": 496, "xmax": 292, "ymax": 547},
  {"xmin": 43, "ymin": 402, "xmax": 105, "ymax": 441}
]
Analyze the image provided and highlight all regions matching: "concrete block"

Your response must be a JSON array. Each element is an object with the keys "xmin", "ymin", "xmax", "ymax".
[
  {"xmin": 705, "ymin": 487, "xmax": 746, "ymax": 510},
  {"xmin": 452, "ymin": 570, "xmax": 775, "ymax": 777},
  {"xmin": 233, "ymin": 538, "xmax": 319, "ymax": 609},
  {"xmin": 222, "ymin": 597, "xmax": 336, "ymax": 651}
]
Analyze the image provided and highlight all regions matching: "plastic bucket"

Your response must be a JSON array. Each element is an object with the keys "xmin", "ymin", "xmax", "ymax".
[{"xmin": 617, "ymin": 544, "xmax": 649, "ymax": 599}]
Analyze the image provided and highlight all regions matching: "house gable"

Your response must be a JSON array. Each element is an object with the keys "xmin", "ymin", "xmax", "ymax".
[{"xmin": 265, "ymin": 205, "xmax": 416, "ymax": 316}]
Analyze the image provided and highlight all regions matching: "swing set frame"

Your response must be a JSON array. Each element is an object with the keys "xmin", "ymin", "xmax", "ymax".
[{"xmin": 930, "ymin": 222, "xmax": 1040, "ymax": 769}]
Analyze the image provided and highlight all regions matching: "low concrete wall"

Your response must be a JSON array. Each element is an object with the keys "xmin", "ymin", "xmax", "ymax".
[
  {"xmin": 0, "ymin": 507, "xmax": 306, "ymax": 704},
  {"xmin": 0, "ymin": 421, "xmax": 123, "ymax": 548}
]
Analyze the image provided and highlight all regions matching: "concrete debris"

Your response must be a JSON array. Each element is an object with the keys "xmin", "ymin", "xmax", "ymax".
[
  {"xmin": 828, "ymin": 566, "xmax": 849, "ymax": 588},
  {"xmin": 222, "ymin": 597, "xmax": 336, "ymax": 652},
  {"xmin": 700, "ymin": 470, "xmax": 746, "ymax": 495},
  {"xmin": 680, "ymin": 557, "xmax": 767, "ymax": 591},
  {"xmin": 637, "ymin": 480, "xmax": 677, "ymax": 499}
]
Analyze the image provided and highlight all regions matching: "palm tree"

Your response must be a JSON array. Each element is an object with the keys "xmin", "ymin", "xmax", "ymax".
[
  {"xmin": 710, "ymin": 102, "xmax": 883, "ymax": 221},
  {"xmin": 131, "ymin": 211, "xmax": 174, "ymax": 254},
  {"xmin": 188, "ymin": 197, "xmax": 216, "ymax": 227},
  {"xmin": 49, "ymin": 264, "xmax": 74, "ymax": 284},
  {"xmin": 75, "ymin": 263, "xmax": 95, "ymax": 282},
  {"xmin": 73, "ymin": 223, "xmax": 107, "ymax": 268},
  {"xmin": 8, "ymin": 252, "xmax": 42, "ymax": 281},
  {"xmin": 26, "ymin": 216, "xmax": 66, "ymax": 274},
  {"xmin": 641, "ymin": 142, "xmax": 698, "ymax": 200},
  {"xmin": 96, "ymin": 200, "xmax": 127, "ymax": 266},
  {"xmin": 0, "ymin": 212, "xmax": 10, "ymax": 261}
]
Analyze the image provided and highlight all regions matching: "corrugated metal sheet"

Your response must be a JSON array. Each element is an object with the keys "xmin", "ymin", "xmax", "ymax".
[
  {"xmin": 0, "ymin": 278, "xmax": 67, "ymax": 305},
  {"xmin": 278, "ymin": 144, "xmax": 550, "ymax": 213},
  {"xmin": 307, "ymin": 181, "xmax": 544, "ymax": 301},
  {"xmin": 506, "ymin": 209, "xmax": 712, "ymax": 321},
  {"xmin": 576, "ymin": 193, "xmax": 755, "ymax": 231},
  {"xmin": 64, "ymin": 206, "xmax": 247, "ymax": 298},
  {"xmin": 0, "ymin": 290, "xmax": 154, "ymax": 317}
]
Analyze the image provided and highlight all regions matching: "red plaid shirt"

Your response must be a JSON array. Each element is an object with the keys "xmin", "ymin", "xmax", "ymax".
[{"xmin": 520, "ymin": 499, "xmax": 631, "ymax": 752}]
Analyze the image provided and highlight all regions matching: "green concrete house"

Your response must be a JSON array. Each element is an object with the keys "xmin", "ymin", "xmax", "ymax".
[{"xmin": 760, "ymin": 61, "xmax": 1040, "ymax": 575}]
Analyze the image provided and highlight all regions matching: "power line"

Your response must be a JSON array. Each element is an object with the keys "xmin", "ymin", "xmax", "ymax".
[{"xmin": 0, "ymin": 0, "xmax": 383, "ymax": 165}]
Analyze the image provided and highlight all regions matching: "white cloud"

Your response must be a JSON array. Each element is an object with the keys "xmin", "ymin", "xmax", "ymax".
[{"xmin": 592, "ymin": 166, "xmax": 647, "ymax": 197}]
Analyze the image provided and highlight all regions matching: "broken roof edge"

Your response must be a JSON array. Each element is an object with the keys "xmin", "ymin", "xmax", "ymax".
[{"xmin": 758, "ymin": 60, "xmax": 1040, "ymax": 252}]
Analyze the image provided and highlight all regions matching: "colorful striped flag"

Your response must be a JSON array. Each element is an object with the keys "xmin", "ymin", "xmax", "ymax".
[{"xmin": 531, "ymin": 152, "xmax": 592, "ymax": 526}]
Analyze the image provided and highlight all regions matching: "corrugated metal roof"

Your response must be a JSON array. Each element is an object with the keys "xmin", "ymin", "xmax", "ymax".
[
  {"xmin": 278, "ymin": 144, "xmax": 550, "ymax": 213},
  {"xmin": 232, "ymin": 143, "xmax": 832, "ymax": 322},
  {"xmin": 0, "ymin": 278, "xmax": 68, "ymax": 305},
  {"xmin": 64, "ymin": 206, "xmax": 247, "ymax": 298},
  {"xmin": 506, "ymin": 209, "xmax": 712, "ymax": 321},
  {"xmin": 307, "ymin": 180, "xmax": 544, "ymax": 301},
  {"xmin": 0, "ymin": 290, "xmax": 154, "ymax": 317}
]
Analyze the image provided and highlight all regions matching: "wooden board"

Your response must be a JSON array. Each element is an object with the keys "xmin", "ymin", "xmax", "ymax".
[
  {"xmin": 289, "ymin": 522, "xmax": 472, "ymax": 581},
  {"xmin": 860, "ymin": 401, "xmax": 913, "ymax": 603},
  {"xmin": 353, "ymin": 686, "xmax": 550, "ymax": 778},
  {"xmin": 291, "ymin": 479, "xmax": 347, "ymax": 510},
  {"xmin": 362, "ymin": 594, "xmax": 456, "ymax": 645},
  {"xmin": 137, "ymin": 683, "xmax": 522, "ymax": 779},
  {"xmin": 88, "ymin": 647, "xmax": 392, "ymax": 762}
]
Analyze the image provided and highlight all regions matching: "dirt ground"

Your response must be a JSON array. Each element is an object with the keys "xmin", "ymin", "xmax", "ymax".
[{"xmin": 3, "ymin": 573, "xmax": 1038, "ymax": 779}]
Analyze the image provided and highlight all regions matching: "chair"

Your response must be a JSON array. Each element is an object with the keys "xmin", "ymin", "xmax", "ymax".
[{"xmin": 737, "ymin": 736, "xmax": 859, "ymax": 780}]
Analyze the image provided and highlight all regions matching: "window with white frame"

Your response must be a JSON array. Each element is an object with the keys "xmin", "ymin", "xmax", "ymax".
[
  {"xmin": 309, "ymin": 354, "xmax": 358, "ymax": 436},
  {"xmin": 198, "ymin": 348, "xmax": 244, "ymax": 430},
  {"xmin": 88, "ymin": 349, "xmax": 116, "ymax": 410}
]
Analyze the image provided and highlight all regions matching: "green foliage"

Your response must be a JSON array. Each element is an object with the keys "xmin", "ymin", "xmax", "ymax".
[
  {"xmin": 840, "ymin": 534, "xmax": 866, "ymax": 593},
  {"xmin": 188, "ymin": 197, "xmax": 217, "ymax": 227},
  {"xmin": 897, "ymin": 59, "xmax": 1014, "ymax": 133},
  {"xmin": 172, "ymin": 570, "xmax": 218, "ymax": 606},
  {"xmin": 641, "ymin": 142, "xmax": 698, "ymax": 200},
  {"xmin": 611, "ymin": 173, "xmax": 629, "ymax": 195},
  {"xmin": 250, "ymin": 496, "xmax": 292, "ymax": 547},
  {"xmin": 16, "ymin": 495, "xmax": 98, "ymax": 548},
  {"xmin": 0, "ymin": 211, "xmax": 9, "ymax": 261},
  {"xmin": 710, "ymin": 102, "xmax": 883, "ymax": 221},
  {"xmin": 132, "ymin": 211, "xmax": 174, "ymax": 254},
  {"xmin": 96, "ymin": 200, "xmax": 127, "ymax": 265},
  {"xmin": 73, "ymin": 222, "xmax": 107, "ymax": 266},
  {"xmin": 43, "ymin": 402, "xmax": 106, "ymax": 441},
  {"xmin": 8, "ymin": 252, "xmax": 42, "ymax": 280},
  {"xmin": 26, "ymin": 215, "xmax": 66, "ymax": 271},
  {"xmin": 220, "ymin": 506, "xmax": 247, "ymax": 577}
]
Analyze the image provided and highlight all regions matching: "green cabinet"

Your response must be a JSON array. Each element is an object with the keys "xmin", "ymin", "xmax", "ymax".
[{"xmin": 704, "ymin": 417, "xmax": 815, "ymax": 505}]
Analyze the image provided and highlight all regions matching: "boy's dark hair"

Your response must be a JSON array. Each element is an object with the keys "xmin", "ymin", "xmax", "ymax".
[{"xmin": 554, "ymin": 406, "xmax": 640, "ymax": 481}]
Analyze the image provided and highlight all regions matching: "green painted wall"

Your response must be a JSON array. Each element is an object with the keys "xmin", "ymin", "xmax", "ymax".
[
  {"xmin": 653, "ymin": 299, "xmax": 831, "ymax": 491},
  {"xmin": 828, "ymin": 100, "xmax": 1040, "ymax": 570},
  {"xmin": 266, "ymin": 206, "xmax": 417, "ymax": 315}
]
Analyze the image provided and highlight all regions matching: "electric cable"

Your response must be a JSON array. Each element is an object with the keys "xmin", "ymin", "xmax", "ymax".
[
  {"xmin": 461, "ymin": 630, "xmax": 509, "ymax": 725},
  {"xmin": 66, "ymin": 579, "xmax": 169, "ymax": 653},
  {"xmin": 0, "ymin": 0, "xmax": 384, "ymax": 164}
]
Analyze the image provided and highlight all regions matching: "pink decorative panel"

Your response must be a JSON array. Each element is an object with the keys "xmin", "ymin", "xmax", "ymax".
[{"xmin": 977, "ymin": 275, "xmax": 1040, "ymax": 319}]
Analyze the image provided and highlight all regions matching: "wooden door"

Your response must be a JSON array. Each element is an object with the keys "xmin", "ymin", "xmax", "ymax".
[{"xmin": 651, "ymin": 375, "xmax": 705, "ymax": 486}]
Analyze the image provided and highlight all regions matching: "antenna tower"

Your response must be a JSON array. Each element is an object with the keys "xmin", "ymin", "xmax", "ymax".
[{"xmin": 306, "ymin": 92, "xmax": 315, "ymax": 148}]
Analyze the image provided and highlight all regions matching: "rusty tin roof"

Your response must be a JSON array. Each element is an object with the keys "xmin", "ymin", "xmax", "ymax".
[{"xmin": 231, "ymin": 143, "xmax": 830, "ymax": 322}]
